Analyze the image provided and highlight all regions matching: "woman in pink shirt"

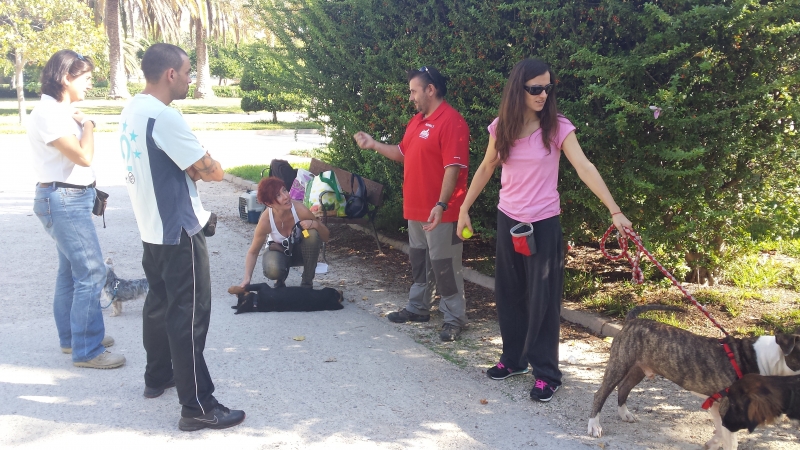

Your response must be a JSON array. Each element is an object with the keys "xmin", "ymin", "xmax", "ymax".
[{"xmin": 457, "ymin": 59, "xmax": 631, "ymax": 402}]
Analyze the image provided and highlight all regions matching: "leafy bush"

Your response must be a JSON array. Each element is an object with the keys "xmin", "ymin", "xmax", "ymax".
[
  {"xmin": 250, "ymin": 0, "xmax": 800, "ymax": 272},
  {"xmin": 84, "ymin": 83, "xmax": 239, "ymax": 99},
  {"xmin": 239, "ymin": 42, "xmax": 306, "ymax": 121}
]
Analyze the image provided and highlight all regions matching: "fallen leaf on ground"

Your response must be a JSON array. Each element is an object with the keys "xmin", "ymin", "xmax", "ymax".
[
  {"xmin": 479, "ymin": 399, "xmax": 488, "ymax": 405},
  {"xmin": 293, "ymin": 336, "xmax": 305, "ymax": 341}
]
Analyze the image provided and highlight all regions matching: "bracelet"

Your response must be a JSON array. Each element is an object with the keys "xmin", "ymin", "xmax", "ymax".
[
  {"xmin": 611, "ymin": 211, "xmax": 623, "ymax": 216},
  {"xmin": 82, "ymin": 119, "xmax": 96, "ymax": 129}
]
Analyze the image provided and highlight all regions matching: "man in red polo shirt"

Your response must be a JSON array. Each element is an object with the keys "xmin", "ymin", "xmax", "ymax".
[{"xmin": 353, "ymin": 66, "xmax": 470, "ymax": 341}]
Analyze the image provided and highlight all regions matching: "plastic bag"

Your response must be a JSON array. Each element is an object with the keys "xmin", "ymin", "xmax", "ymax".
[
  {"xmin": 290, "ymin": 168, "xmax": 313, "ymax": 201},
  {"xmin": 304, "ymin": 171, "xmax": 346, "ymax": 217}
]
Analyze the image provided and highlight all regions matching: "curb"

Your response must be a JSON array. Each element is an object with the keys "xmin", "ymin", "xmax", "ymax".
[{"xmin": 223, "ymin": 176, "xmax": 622, "ymax": 338}]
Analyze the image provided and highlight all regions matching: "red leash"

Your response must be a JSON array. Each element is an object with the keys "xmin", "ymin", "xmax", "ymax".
[{"xmin": 599, "ymin": 225, "xmax": 743, "ymax": 408}]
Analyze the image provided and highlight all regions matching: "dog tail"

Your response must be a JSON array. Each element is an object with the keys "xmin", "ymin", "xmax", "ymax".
[{"xmin": 626, "ymin": 304, "xmax": 686, "ymax": 321}]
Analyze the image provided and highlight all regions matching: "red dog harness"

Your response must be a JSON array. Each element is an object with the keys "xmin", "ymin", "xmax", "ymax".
[
  {"xmin": 600, "ymin": 225, "xmax": 744, "ymax": 410},
  {"xmin": 701, "ymin": 339, "xmax": 745, "ymax": 409}
]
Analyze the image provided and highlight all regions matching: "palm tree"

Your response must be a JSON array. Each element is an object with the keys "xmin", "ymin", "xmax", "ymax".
[
  {"xmin": 187, "ymin": 0, "xmax": 250, "ymax": 99},
  {"xmin": 105, "ymin": 0, "xmax": 130, "ymax": 98}
]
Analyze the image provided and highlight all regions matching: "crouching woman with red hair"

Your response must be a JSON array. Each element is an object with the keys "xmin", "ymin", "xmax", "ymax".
[{"xmin": 240, "ymin": 176, "xmax": 329, "ymax": 288}]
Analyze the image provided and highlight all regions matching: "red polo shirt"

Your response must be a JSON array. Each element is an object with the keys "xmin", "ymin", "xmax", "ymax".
[{"xmin": 398, "ymin": 101, "xmax": 469, "ymax": 223}]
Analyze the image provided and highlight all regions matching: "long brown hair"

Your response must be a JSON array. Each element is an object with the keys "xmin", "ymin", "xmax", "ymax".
[{"xmin": 495, "ymin": 59, "xmax": 560, "ymax": 163}]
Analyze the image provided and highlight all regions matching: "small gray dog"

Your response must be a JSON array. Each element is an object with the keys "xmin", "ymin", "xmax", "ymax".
[
  {"xmin": 102, "ymin": 258, "xmax": 149, "ymax": 316},
  {"xmin": 589, "ymin": 305, "xmax": 800, "ymax": 450}
]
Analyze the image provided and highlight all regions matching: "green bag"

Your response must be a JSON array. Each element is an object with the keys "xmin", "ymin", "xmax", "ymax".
[{"xmin": 304, "ymin": 171, "xmax": 346, "ymax": 217}]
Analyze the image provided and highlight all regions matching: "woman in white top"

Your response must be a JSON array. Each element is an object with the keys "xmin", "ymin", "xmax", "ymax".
[
  {"xmin": 241, "ymin": 176, "xmax": 330, "ymax": 288},
  {"xmin": 28, "ymin": 50, "xmax": 124, "ymax": 369}
]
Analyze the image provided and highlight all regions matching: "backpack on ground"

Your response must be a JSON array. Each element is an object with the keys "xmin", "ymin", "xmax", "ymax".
[
  {"xmin": 268, "ymin": 159, "xmax": 297, "ymax": 191},
  {"xmin": 345, "ymin": 173, "xmax": 370, "ymax": 219}
]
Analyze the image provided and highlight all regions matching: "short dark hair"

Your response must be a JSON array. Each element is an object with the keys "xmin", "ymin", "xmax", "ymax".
[
  {"xmin": 407, "ymin": 66, "xmax": 447, "ymax": 98},
  {"xmin": 40, "ymin": 50, "xmax": 95, "ymax": 101},
  {"xmin": 141, "ymin": 43, "xmax": 188, "ymax": 83}
]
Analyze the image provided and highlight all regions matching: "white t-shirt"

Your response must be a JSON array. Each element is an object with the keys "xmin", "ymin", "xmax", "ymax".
[
  {"xmin": 119, "ymin": 94, "xmax": 211, "ymax": 245},
  {"xmin": 27, "ymin": 94, "xmax": 95, "ymax": 185}
]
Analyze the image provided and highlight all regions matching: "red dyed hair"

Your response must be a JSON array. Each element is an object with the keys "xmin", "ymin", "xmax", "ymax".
[{"xmin": 257, "ymin": 176, "xmax": 286, "ymax": 205}]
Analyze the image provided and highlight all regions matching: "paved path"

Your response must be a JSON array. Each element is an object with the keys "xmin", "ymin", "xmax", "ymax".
[{"xmin": 0, "ymin": 132, "xmax": 595, "ymax": 449}]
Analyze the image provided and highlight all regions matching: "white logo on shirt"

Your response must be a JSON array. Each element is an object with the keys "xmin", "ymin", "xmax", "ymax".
[
  {"xmin": 419, "ymin": 129, "xmax": 430, "ymax": 139},
  {"xmin": 426, "ymin": 124, "xmax": 435, "ymax": 128}
]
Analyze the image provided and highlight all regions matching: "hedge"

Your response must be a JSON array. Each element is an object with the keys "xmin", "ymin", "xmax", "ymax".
[{"xmin": 250, "ymin": 0, "xmax": 800, "ymax": 276}]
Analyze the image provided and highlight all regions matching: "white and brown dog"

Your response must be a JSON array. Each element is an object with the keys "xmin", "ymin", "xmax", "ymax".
[
  {"xmin": 721, "ymin": 373, "xmax": 800, "ymax": 433},
  {"xmin": 589, "ymin": 305, "xmax": 800, "ymax": 450}
]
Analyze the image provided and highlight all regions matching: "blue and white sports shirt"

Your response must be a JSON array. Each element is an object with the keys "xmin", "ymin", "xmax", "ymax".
[{"xmin": 119, "ymin": 94, "xmax": 211, "ymax": 245}]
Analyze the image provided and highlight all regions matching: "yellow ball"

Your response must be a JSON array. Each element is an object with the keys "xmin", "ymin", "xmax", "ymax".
[{"xmin": 461, "ymin": 227, "xmax": 473, "ymax": 239}]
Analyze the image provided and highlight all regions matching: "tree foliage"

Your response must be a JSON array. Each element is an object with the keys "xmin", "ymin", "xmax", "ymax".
[
  {"xmin": 0, "ymin": 0, "xmax": 106, "ymax": 122},
  {"xmin": 239, "ymin": 41, "xmax": 306, "ymax": 122},
  {"xmin": 250, "ymin": 0, "xmax": 798, "ymax": 274}
]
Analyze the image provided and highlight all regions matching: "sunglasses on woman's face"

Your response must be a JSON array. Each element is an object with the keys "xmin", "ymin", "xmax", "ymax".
[{"xmin": 523, "ymin": 84, "xmax": 554, "ymax": 96}]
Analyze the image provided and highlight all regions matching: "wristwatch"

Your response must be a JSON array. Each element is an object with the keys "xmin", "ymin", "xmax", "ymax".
[{"xmin": 436, "ymin": 201, "xmax": 448, "ymax": 211}]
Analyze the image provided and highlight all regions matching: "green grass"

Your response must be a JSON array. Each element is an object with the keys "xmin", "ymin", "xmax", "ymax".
[
  {"xmin": 726, "ymin": 254, "xmax": 784, "ymax": 289},
  {"xmin": 0, "ymin": 107, "xmax": 34, "ymax": 115},
  {"xmin": 226, "ymin": 162, "xmax": 311, "ymax": 183},
  {"xmin": 761, "ymin": 309, "xmax": 800, "ymax": 334},
  {"xmin": 693, "ymin": 289, "xmax": 742, "ymax": 317},
  {"xmin": 0, "ymin": 121, "xmax": 323, "ymax": 134},
  {"xmin": 582, "ymin": 292, "xmax": 634, "ymax": 318},
  {"xmin": 638, "ymin": 311, "xmax": 688, "ymax": 329},
  {"xmin": 564, "ymin": 268, "xmax": 601, "ymax": 300},
  {"xmin": 734, "ymin": 325, "xmax": 769, "ymax": 337}
]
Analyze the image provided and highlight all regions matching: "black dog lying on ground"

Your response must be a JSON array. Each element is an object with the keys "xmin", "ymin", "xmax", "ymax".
[
  {"xmin": 721, "ymin": 373, "xmax": 800, "ymax": 433},
  {"xmin": 228, "ymin": 283, "xmax": 344, "ymax": 314}
]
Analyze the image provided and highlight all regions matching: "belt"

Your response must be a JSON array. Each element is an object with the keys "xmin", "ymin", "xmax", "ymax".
[{"xmin": 38, "ymin": 181, "xmax": 96, "ymax": 189}]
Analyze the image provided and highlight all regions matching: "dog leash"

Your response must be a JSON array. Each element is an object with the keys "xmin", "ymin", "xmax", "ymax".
[
  {"xmin": 100, "ymin": 280, "xmax": 120, "ymax": 309},
  {"xmin": 600, "ymin": 225, "xmax": 744, "ymax": 408}
]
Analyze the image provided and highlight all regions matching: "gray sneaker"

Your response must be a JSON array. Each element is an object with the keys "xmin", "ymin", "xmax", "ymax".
[
  {"xmin": 61, "ymin": 335, "xmax": 115, "ymax": 354},
  {"xmin": 73, "ymin": 350, "xmax": 126, "ymax": 369},
  {"xmin": 439, "ymin": 323, "xmax": 462, "ymax": 341}
]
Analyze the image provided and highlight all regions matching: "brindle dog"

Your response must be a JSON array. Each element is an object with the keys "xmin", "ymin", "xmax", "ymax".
[
  {"xmin": 588, "ymin": 305, "xmax": 800, "ymax": 450},
  {"xmin": 721, "ymin": 373, "xmax": 800, "ymax": 433}
]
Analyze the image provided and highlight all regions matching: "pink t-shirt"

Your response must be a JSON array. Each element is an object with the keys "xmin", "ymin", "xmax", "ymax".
[{"xmin": 488, "ymin": 115, "xmax": 576, "ymax": 223}]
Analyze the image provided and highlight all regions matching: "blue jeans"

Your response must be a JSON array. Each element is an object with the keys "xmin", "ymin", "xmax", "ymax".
[{"xmin": 34, "ymin": 185, "xmax": 106, "ymax": 362}]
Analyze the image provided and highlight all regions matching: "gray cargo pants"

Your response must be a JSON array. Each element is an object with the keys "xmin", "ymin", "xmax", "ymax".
[{"xmin": 405, "ymin": 220, "xmax": 467, "ymax": 326}]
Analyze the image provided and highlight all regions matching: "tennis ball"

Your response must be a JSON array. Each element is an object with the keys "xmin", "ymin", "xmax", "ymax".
[{"xmin": 461, "ymin": 227, "xmax": 473, "ymax": 239}]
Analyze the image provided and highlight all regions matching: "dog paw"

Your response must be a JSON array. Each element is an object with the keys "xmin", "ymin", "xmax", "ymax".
[
  {"xmin": 618, "ymin": 405, "xmax": 637, "ymax": 423},
  {"xmin": 704, "ymin": 436, "xmax": 722, "ymax": 450},
  {"xmin": 588, "ymin": 416, "xmax": 603, "ymax": 437}
]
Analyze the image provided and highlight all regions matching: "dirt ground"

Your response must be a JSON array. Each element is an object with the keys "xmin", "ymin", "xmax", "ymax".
[{"xmin": 301, "ymin": 214, "xmax": 800, "ymax": 450}]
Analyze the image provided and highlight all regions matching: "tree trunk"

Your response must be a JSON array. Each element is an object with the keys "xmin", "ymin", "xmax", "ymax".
[
  {"xmin": 105, "ymin": 0, "xmax": 130, "ymax": 99},
  {"xmin": 272, "ymin": 110, "xmax": 277, "ymax": 123},
  {"xmin": 15, "ymin": 50, "xmax": 25, "ymax": 125},
  {"xmin": 193, "ymin": 20, "xmax": 215, "ymax": 99}
]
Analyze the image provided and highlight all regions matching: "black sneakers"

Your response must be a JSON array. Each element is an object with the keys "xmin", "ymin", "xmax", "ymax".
[
  {"xmin": 143, "ymin": 377, "xmax": 176, "ymax": 398},
  {"xmin": 530, "ymin": 379, "xmax": 560, "ymax": 402},
  {"xmin": 387, "ymin": 308, "xmax": 430, "ymax": 323},
  {"xmin": 178, "ymin": 404, "xmax": 246, "ymax": 431},
  {"xmin": 486, "ymin": 362, "xmax": 530, "ymax": 380},
  {"xmin": 439, "ymin": 323, "xmax": 462, "ymax": 341}
]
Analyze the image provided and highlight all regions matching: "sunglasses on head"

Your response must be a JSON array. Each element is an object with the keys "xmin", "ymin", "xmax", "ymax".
[
  {"xmin": 75, "ymin": 53, "xmax": 86, "ymax": 61},
  {"xmin": 523, "ymin": 83, "xmax": 554, "ymax": 96}
]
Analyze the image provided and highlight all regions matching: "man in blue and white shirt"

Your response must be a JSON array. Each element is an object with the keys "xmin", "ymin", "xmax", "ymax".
[{"xmin": 119, "ymin": 43, "xmax": 244, "ymax": 431}]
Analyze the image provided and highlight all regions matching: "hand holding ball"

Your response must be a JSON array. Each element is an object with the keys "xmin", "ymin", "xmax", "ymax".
[{"xmin": 461, "ymin": 227, "xmax": 473, "ymax": 239}]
